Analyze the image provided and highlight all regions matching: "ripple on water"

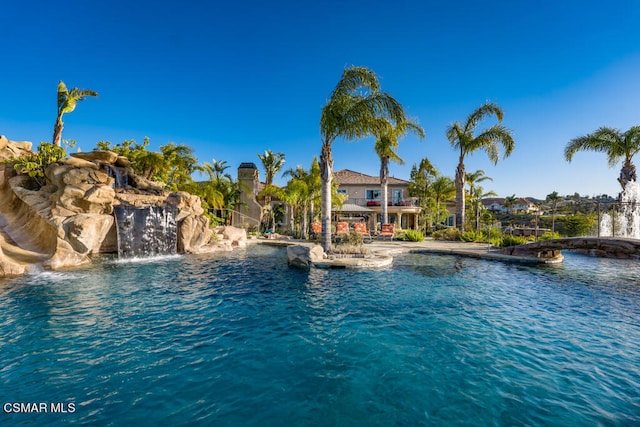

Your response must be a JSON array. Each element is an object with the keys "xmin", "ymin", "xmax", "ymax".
[{"xmin": 1, "ymin": 246, "xmax": 639, "ymax": 425}]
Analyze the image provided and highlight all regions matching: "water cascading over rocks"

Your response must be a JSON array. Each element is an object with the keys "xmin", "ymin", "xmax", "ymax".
[{"xmin": 114, "ymin": 205, "xmax": 178, "ymax": 258}]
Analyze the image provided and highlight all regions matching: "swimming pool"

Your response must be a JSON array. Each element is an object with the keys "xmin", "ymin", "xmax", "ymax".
[{"xmin": 1, "ymin": 245, "xmax": 639, "ymax": 426}]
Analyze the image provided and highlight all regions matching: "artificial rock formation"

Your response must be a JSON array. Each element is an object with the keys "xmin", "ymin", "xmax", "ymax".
[{"xmin": 0, "ymin": 137, "xmax": 245, "ymax": 277}]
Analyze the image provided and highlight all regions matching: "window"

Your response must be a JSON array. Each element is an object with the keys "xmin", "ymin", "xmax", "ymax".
[
  {"xmin": 337, "ymin": 189, "xmax": 347, "ymax": 195},
  {"xmin": 366, "ymin": 189, "xmax": 381, "ymax": 200},
  {"xmin": 392, "ymin": 189, "xmax": 402, "ymax": 204}
]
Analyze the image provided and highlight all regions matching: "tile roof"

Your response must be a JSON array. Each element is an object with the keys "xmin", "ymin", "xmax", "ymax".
[{"xmin": 334, "ymin": 169, "xmax": 409, "ymax": 185}]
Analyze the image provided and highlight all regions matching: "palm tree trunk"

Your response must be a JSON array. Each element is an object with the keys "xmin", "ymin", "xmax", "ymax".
[
  {"xmin": 619, "ymin": 159, "xmax": 637, "ymax": 190},
  {"xmin": 52, "ymin": 116, "xmax": 63, "ymax": 147},
  {"xmin": 302, "ymin": 205, "xmax": 308, "ymax": 240},
  {"xmin": 320, "ymin": 143, "xmax": 333, "ymax": 252},
  {"xmin": 381, "ymin": 157, "xmax": 389, "ymax": 225},
  {"xmin": 455, "ymin": 160, "xmax": 466, "ymax": 231}
]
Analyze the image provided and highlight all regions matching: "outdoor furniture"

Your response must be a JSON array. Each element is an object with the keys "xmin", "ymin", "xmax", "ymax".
[
  {"xmin": 378, "ymin": 223, "xmax": 395, "ymax": 240},
  {"xmin": 334, "ymin": 221, "xmax": 350, "ymax": 243},
  {"xmin": 353, "ymin": 222, "xmax": 372, "ymax": 243},
  {"xmin": 311, "ymin": 221, "xmax": 322, "ymax": 239}
]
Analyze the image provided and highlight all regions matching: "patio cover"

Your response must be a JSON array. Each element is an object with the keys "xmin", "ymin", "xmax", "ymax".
[{"xmin": 331, "ymin": 203, "xmax": 375, "ymax": 213}]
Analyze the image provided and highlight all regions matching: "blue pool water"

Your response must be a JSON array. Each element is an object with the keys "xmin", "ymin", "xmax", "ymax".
[{"xmin": 1, "ymin": 245, "xmax": 639, "ymax": 426}]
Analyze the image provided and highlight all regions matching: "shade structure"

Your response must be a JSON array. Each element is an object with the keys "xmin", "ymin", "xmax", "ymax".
[{"xmin": 331, "ymin": 203, "xmax": 375, "ymax": 213}]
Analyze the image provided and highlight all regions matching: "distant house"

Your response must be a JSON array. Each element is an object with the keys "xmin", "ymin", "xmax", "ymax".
[
  {"xmin": 482, "ymin": 197, "xmax": 539, "ymax": 214},
  {"xmin": 332, "ymin": 169, "xmax": 421, "ymax": 230}
]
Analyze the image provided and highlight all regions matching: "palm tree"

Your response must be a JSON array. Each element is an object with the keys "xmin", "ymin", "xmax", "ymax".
[
  {"xmin": 466, "ymin": 170, "xmax": 493, "ymax": 231},
  {"xmin": 504, "ymin": 194, "xmax": 518, "ymax": 214},
  {"xmin": 282, "ymin": 159, "xmax": 322, "ymax": 239},
  {"xmin": 53, "ymin": 81, "xmax": 98, "ymax": 146},
  {"xmin": 374, "ymin": 119, "xmax": 425, "ymax": 225},
  {"xmin": 546, "ymin": 191, "xmax": 561, "ymax": 235},
  {"xmin": 319, "ymin": 66, "xmax": 407, "ymax": 251},
  {"xmin": 446, "ymin": 102, "xmax": 515, "ymax": 231},
  {"xmin": 160, "ymin": 143, "xmax": 198, "ymax": 190},
  {"xmin": 258, "ymin": 150, "xmax": 286, "ymax": 231},
  {"xmin": 564, "ymin": 126, "xmax": 640, "ymax": 190},
  {"xmin": 470, "ymin": 186, "xmax": 497, "ymax": 231}
]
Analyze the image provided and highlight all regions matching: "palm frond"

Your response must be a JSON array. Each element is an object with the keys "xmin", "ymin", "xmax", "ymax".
[{"xmin": 464, "ymin": 102, "xmax": 503, "ymax": 134}]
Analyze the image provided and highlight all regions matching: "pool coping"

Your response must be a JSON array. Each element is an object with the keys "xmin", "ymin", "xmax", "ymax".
[{"xmin": 257, "ymin": 238, "xmax": 563, "ymax": 268}]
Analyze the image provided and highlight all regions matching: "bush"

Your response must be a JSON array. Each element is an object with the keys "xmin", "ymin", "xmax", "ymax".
[
  {"xmin": 432, "ymin": 228, "xmax": 460, "ymax": 241},
  {"xmin": 12, "ymin": 141, "xmax": 74, "ymax": 187},
  {"xmin": 404, "ymin": 229, "xmax": 424, "ymax": 242},
  {"xmin": 539, "ymin": 231, "xmax": 561, "ymax": 241},
  {"xmin": 499, "ymin": 235, "xmax": 528, "ymax": 247},
  {"xmin": 460, "ymin": 230, "xmax": 483, "ymax": 242}
]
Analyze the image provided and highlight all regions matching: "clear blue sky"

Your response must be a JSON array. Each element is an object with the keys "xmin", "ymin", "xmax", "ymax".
[{"xmin": 2, "ymin": 0, "xmax": 640, "ymax": 199}]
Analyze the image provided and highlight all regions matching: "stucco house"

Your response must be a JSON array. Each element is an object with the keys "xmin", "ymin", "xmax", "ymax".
[
  {"xmin": 482, "ymin": 197, "xmax": 539, "ymax": 214},
  {"xmin": 332, "ymin": 169, "xmax": 421, "ymax": 231}
]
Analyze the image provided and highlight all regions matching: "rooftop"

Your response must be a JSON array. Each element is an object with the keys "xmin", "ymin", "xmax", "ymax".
[{"xmin": 334, "ymin": 169, "xmax": 409, "ymax": 186}]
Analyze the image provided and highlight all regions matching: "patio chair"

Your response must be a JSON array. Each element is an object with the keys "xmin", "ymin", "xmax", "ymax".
[
  {"xmin": 353, "ymin": 222, "xmax": 372, "ymax": 243},
  {"xmin": 378, "ymin": 223, "xmax": 395, "ymax": 240},
  {"xmin": 334, "ymin": 221, "xmax": 350, "ymax": 243},
  {"xmin": 310, "ymin": 221, "xmax": 322, "ymax": 240}
]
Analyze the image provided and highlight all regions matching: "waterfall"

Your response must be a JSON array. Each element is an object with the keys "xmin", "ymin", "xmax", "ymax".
[
  {"xmin": 620, "ymin": 181, "xmax": 640, "ymax": 238},
  {"xmin": 599, "ymin": 181, "xmax": 640, "ymax": 238},
  {"xmin": 105, "ymin": 165, "xmax": 129, "ymax": 189},
  {"xmin": 113, "ymin": 205, "xmax": 178, "ymax": 258}
]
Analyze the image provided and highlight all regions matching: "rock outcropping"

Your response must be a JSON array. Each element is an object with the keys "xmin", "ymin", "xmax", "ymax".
[{"xmin": 0, "ymin": 136, "xmax": 246, "ymax": 277}]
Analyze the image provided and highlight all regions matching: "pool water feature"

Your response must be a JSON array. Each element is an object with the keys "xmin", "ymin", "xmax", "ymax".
[
  {"xmin": 1, "ymin": 246, "xmax": 639, "ymax": 425},
  {"xmin": 113, "ymin": 205, "xmax": 178, "ymax": 258}
]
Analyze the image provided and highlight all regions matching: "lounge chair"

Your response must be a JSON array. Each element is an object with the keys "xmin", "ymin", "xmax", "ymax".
[
  {"xmin": 334, "ymin": 221, "xmax": 350, "ymax": 243},
  {"xmin": 353, "ymin": 222, "xmax": 372, "ymax": 243},
  {"xmin": 378, "ymin": 223, "xmax": 395, "ymax": 240},
  {"xmin": 311, "ymin": 221, "xmax": 322, "ymax": 239}
]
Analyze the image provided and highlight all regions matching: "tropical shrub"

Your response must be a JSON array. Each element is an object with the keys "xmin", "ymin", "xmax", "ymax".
[
  {"xmin": 563, "ymin": 214, "xmax": 596, "ymax": 237},
  {"xmin": 12, "ymin": 140, "xmax": 74, "ymax": 187},
  {"xmin": 431, "ymin": 227, "xmax": 460, "ymax": 241},
  {"xmin": 404, "ymin": 229, "xmax": 424, "ymax": 242},
  {"xmin": 499, "ymin": 235, "xmax": 528, "ymax": 247},
  {"xmin": 539, "ymin": 231, "xmax": 561, "ymax": 241},
  {"xmin": 460, "ymin": 230, "xmax": 483, "ymax": 242}
]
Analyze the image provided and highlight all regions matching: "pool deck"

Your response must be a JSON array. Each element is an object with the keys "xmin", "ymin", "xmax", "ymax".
[{"xmin": 256, "ymin": 237, "xmax": 562, "ymax": 268}]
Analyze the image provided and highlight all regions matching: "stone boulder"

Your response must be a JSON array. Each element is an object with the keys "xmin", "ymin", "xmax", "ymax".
[
  {"xmin": 177, "ymin": 214, "xmax": 213, "ymax": 253},
  {"xmin": 63, "ymin": 214, "xmax": 114, "ymax": 255},
  {"xmin": 71, "ymin": 150, "xmax": 119, "ymax": 164},
  {"xmin": 0, "ymin": 135, "xmax": 35, "ymax": 161},
  {"xmin": 287, "ymin": 244, "xmax": 325, "ymax": 268},
  {"xmin": 167, "ymin": 191, "xmax": 204, "ymax": 220},
  {"xmin": 222, "ymin": 225, "xmax": 247, "ymax": 246}
]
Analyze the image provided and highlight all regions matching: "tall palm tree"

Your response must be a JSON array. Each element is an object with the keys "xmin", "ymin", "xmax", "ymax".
[
  {"xmin": 546, "ymin": 191, "xmax": 561, "ymax": 235},
  {"xmin": 319, "ymin": 66, "xmax": 407, "ymax": 251},
  {"xmin": 446, "ymin": 102, "xmax": 515, "ymax": 231},
  {"xmin": 564, "ymin": 126, "xmax": 640, "ymax": 190},
  {"xmin": 258, "ymin": 150, "xmax": 286, "ymax": 231},
  {"xmin": 374, "ymin": 119, "xmax": 425, "ymax": 225},
  {"xmin": 53, "ymin": 81, "xmax": 98, "ymax": 147}
]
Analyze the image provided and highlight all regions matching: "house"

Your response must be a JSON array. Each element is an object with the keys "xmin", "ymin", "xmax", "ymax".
[
  {"xmin": 482, "ymin": 197, "xmax": 540, "ymax": 214},
  {"xmin": 332, "ymin": 169, "xmax": 421, "ymax": 230}
]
